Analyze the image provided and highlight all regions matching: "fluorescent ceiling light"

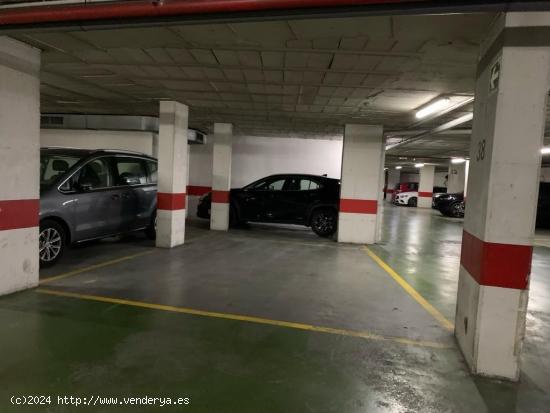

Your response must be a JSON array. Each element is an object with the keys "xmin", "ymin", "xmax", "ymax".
[
  {"xmin": 414, "ymin": 163, "xmax": 425, "ymax": 168},
  {"xmin": 542, "ymin": 147, "xmax": 550, "ymax": 155},
  {"xmin": 451, "ymin": 158, "xmax": 467, "ymax": 164},
  {"xmin": 415, "ymin": 98, "xmax": 451, "ymax": 119},
  {"xmin": 395, "ymin": 166, "xmax": 402, "ymax": 170}
]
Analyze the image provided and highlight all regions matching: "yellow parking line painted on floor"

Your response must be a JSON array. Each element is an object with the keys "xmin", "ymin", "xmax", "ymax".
[
  {"xmin": 36, "ymin": 288, "xmax": 452, "ymax": 349},
  {"xmin": 363, "ymin": 246, "xmax": 455, "ymax": 332},
  {"xmin": 39, "ymin": 250, "xmax": 155, "ymax": 285}
]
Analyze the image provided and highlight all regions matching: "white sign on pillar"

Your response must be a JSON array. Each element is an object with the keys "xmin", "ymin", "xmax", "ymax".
[
  {"xmin": 337, "ymin": 124, "xmax": 384, "ymax": 244},
  {"xmin": 417, "ymin": 165, "xmax": 435, "ymax": 208},
  {"xmin": 455, "ymin": 12, "xmax": 550, "ymax": 381},
  {"xmin": 210, "ymin": 123, "xmax": 233, "ymax": 231},
  {"xmin": 0, "ymin": 38, "xmax": 40, "ymax": 296},
  {"xmin": 156, "ymin": 101, "xmax": 189, "ymax": 248}
]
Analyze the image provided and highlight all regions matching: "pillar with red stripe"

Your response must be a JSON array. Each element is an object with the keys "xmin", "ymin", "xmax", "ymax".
[
  {"xmin": 0, "ymin": 38, "xmax": 40, "ymax": 295},
  {"xmin": 210, "ymin": 123, "xmax": 233, "ymax": 231},
  {"xmin": 417, "ymin": 164, "xmax": 434, "ymax": 208},
  {"xmin": 156, "ymin": 101, "xmax": 188, "ymax": 248},
  {"xmin": 455, "ymin": 12, "xmax": 550, "ymax": 380},
  {"xmin": 337, "ymin": 124, "xmax": 384, "ymax": 244}
]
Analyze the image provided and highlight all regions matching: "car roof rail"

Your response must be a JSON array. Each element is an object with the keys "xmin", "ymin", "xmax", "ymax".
[{"xmin": 94, "ymin": 149, "xmax": 150, "ymax": 155}]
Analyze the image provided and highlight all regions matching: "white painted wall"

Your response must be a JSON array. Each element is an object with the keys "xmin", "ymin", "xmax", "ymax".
[
  {"xmin": 190, "ymin": 136, "xmax": 343, "ymax": 188},
  {"xmin": 41, "ymin": 129, "xmax": 155, "ymax": 156},
  {"xmin": 435, "ymin": 171, "xmax": 448, "ymax": 187},
  {"xmin": 400, "ymin": 171, "xmax": 446, "ymax": 187}
]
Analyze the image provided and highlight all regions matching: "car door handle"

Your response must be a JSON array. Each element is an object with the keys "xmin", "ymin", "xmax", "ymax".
[{"xmin": 111, "ymin": 194, "xmax": 120, "ymax": 200}]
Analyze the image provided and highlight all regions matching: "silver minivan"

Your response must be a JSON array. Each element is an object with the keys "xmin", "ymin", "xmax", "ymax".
[{"xmin": 39, "ymin": 148, "xmax": 158, "ymax": 267}]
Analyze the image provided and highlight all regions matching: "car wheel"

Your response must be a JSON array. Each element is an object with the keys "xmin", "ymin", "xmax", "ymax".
[
  {"xmin": 145, "ymin": 213, "xmax": 156, "ymax": 240},
  {"xmin": 229, "ymin": 205, "xmax": 238, "ymax": 227},
  {"xmin": 450, "ymin": 201, "xmax": 465, "ymax": 218},
  {"xmin": 39, "ymin": 220, "xmax": 66, "ymax": 268},
  {"xmin": 310, "ymin": 208, "xmax": 337, "ymax": 237},
  {"xmin": 408, "ymin": 197, "xmax": 417, "ymax": 207}
]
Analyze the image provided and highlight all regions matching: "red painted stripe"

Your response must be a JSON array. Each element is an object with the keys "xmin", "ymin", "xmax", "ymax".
[
  {"xmin": 187, "ymin": 185, "xmax": 212, "ymax": 196},
  {"xmin": 0, "ymin": 199, "xmax": 39, "ymax": 231},
  {"xmin": 212, "ymin": 190, "xmax": 230, "ymax": 204},
  {"xmin": 460, "ymin": 230, "xmax": 532, "ymax": 290},
  {"xmin": 157, "ymin": 192, "xmax": 186, "ymax": 210},
  {"xmin": 339, "ymin": 199, "xmax": 378, "ymax": 214},
  {"xmin": 418, "ymin": 191, "xmax": 433, "ymax": 198},
  {"xmin": 0, "ymin": 0, "xmax": 425, "ymax": 27}
]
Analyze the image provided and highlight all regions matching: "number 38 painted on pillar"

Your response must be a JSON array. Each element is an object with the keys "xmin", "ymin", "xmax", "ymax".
[{"xmin": 476, "ymin": 139, "xmax": 486, "ymax": 161}]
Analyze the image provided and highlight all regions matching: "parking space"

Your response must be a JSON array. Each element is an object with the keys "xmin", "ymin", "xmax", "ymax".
[{"xmin": 1, "ymin": 206, "xmax": 549, "ymax": 411}]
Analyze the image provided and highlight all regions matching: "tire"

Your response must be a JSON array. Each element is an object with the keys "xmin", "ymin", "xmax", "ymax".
[
  {"xmin": 145, "ymin": 213, "xmax": 156, "ymax": 240},
  {"xmin": 39, "ymin": 220, "xmax": 66, "ymax": 268},
  {"xmin": 449, "ymin": 201, "xmax": 465, "ymax": 218},
  {"xmin": 310, "ymin": 208, "xmax": 337, "ymax": 237},
  {"xmin": 229, "ymin": 205, "xmax": 238, "ymax": 227},
  {"xmin": 408, "ymin": 197, "xmax": 418, "ymax": 207}
]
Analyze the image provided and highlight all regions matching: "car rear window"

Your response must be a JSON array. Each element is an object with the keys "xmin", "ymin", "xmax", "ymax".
[
  {"xmin": 114, "ymin": 158, "xmax": 147, "ymax": 185},
  {"xmin": 40, "ymin": 154, "xmax": 81, "ymax": 187}
]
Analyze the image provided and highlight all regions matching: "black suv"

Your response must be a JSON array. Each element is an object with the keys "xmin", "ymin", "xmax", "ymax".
[
  {"xmin": 40, "ymin": 148, "xmax": 158, "ymax": 267},
  {"xmin": 197, "ymin": 174, "xmax": 340, "ymax": 237},
  {"xmin": 436, "ymin": 183, "xmax": 550, "ymax": 226}
]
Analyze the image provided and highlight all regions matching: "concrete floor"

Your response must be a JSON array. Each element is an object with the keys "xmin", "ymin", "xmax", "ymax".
[{"xmin": 1, "ymin": 206, "xmax": 549, "ymax": 412}]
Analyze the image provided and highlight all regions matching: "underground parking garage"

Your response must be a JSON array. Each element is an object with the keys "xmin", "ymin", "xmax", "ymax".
[{"xmin": 1, "ymin": 0, "xmax": 550, "ymax": 411}]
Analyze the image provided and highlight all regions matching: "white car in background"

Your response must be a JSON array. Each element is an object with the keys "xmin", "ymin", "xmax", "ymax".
[
  {"xmin": 394, "ymin": 191, "xmax": 418, "ymax": 207},
  {"xmin": 394, "ymin": 186, "xmax": 448, "ymax": 207}
]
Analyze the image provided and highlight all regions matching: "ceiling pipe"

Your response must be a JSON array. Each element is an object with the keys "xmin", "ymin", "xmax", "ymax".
[
  {"xmin": 386, "ymin": 113, "xmax": 473, "ymax": 151},
  {"xmin": 2, "ymin": 1, "xmax": 550, "ymax": 29},
  {"xmin": 0, "ymin": 0, "xmax": 425, "ymax": 26}
]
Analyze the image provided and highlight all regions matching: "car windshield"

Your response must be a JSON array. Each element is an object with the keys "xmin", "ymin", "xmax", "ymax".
[{"xmin": 40, "ymin": 153, "xmax": 81, "ymax": 188}]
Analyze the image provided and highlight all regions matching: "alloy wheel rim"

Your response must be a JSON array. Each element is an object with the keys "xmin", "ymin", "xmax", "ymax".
[
  {"xmin": 314, "ymin": 214, "xmax": 334, "ymax": 233},
  {"xmin": 39, "ymin": 228, "xmax": 62, "ymax": 262},
  {"xmin": 453, "ymin": 203, "xmax": 464, "ymax": 216}
]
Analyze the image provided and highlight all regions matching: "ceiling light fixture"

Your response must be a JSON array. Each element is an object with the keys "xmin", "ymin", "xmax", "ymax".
[
  {"xmin": 415, "ymin": 98, "xmax": 451, "ymax": 119},
  {"xmin": 451, "ymin": 158, "xmax": 467, "ymax": 164},
  {"xmin": 395, "ymin": 166, "xmax": 402, "ymax": 170},
  {"xmin": 541, "ymin": 147, "xmax": 550, "ymax": 155},
  {"xmin": 414, "ymin": 163, "xmax": 425, "ymax": 168}
]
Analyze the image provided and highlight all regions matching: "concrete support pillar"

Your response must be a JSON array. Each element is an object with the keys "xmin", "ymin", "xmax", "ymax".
[
  {"xmin": 375, "ymin": 150, "xmax": 386, "ymax": 242},
  {"xmin": 447, "ymin": 161, "xmax": 469, "ymax": 193},
  {"xmin": 156, "ymin": 101, "xmax": 188, "ymax": 248},
  {"xmin": 337, "ymin": 124, "xmax": 384, "ymax": 244},
  {"xmin": 455, "ymin": 12, "xmax": 550, "ymax": 380},
  {"xmin": 0, "ymin": 38, "xmax": 40, "ymax": 296},
  {"xmin": 386, "ymin": 169, "xmax": 401, "ymax": 203},
  {"xmin": 210, "ymin": 123, "xmax": 233, "ymax": 231},
  {"xmin": 417, "ymin": 165, "xmax": 435, "ymax": 208}
]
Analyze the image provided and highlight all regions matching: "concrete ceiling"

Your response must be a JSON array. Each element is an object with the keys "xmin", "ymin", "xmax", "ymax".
[
  {"xmin": 13, "ymin": 13, "xmax": 492, "ymax": 133},
  {"xmin": 11, "ymin": 11, "xmax": 550, "ymax": 162}
]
